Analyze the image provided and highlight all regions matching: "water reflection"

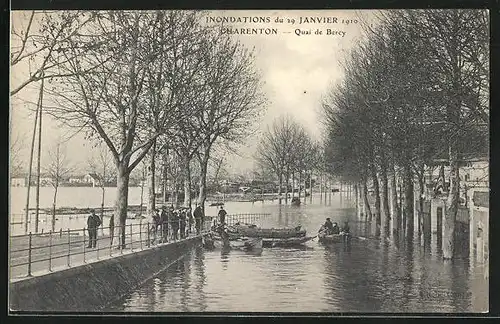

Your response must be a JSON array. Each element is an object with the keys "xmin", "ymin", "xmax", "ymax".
[
  {"xmin": 107, "ymin": 194, "xmax": 487, "ymax": 313},
  {"xmin": 193, "ymin": 246, "xmax": 208, "ymax": 311}
]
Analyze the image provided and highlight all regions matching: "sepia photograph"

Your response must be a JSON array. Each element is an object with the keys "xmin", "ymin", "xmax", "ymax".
[{"xmin": 8, "ymin": 9, "xmax": 489, "ymax": 313}]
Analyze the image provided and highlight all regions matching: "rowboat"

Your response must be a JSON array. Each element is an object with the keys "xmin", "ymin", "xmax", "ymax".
[
  {"xmin": 203, "ymin": 226, "xmax": 263, "ymax": 251},
  {"xmin": 212, "ymin": 235, "xmax": 263, "ymax": 251},
  {"xmin": 263, "ymin": 235, "xmax": 315, "ymax": 248},
  {"xmin": 230, "ymin": 223, "xmax": 306, "ymax": 239},
  {"xmin": 317, "ymin": 231, "xmax": 350, "ymax": 244}
]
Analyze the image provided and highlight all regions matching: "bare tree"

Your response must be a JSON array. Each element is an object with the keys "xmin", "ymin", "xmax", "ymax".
[
  {"xmin": 44, "ymin": 140, "xmax": 73, "ymax": 231},
  {"xmin": 10, "ymin": 11, "xmax": 99, "ymax": 96},
  {"xmin": 193, "ymin": 29, "xmax": 265, "ymax": 210},
  {"xmin": 10, "ymin": 129, "xmax": 26, "ymax": 176},
  {"xmin": 44, "ymin": 11, "xmax": 207, "ymax": 248},
  {"xmin": 88, "ymin": 144, "xmax": 116, "ymax": 221},
  {"xmin": 256, "ymin": 115, "xmax": 305, "ymax": 204}
]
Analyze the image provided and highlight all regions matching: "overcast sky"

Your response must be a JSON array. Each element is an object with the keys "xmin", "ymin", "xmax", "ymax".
[{"xmin": 10, "ymin": 10, "xmax": 374, "ymax": 176}]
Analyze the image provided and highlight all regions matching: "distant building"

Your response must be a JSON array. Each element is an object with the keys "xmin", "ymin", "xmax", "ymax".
[
  {"xmin": 461, "ymin": 160, "xmax": 488, "ymax": 188},
  {"xmin": 68, "ymin": 173, "xmax": 100, "ymax": 187},
  {"xmin": 69, "ymin": 175, "xmax": 85, "ymax": 184},
  {"xmin": 11, "ymin": 173, "xmax": 28, "ymax": 187},
  {"xmin": 83, "ymin": 173, "xmax": 100, "ymax": 187}
]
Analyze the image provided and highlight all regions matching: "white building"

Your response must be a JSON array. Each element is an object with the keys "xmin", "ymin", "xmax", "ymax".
[
  {"xmin": 11, "ymin": 174, "xmax": 27, "ymax": 187},
  {"xmin": 83, "ymin": 173, "xmax": 100, "ymax": 187}
]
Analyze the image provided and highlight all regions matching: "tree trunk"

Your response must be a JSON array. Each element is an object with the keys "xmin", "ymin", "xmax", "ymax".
[
  {"xmin": 417, "ymin": 167, "xmax": 425, "ymax": 240},
  {"xmin": 139, "ymin": 174, "xmax": 144, "ymax": 216},
  {"xmin": 391, "ymin": 167, "xmax": 401, "ymax": 238},
  {"xmin": 147, "ymin": 139, "xmax": 156, "ymax": 217},
  {"xmin": 355, "ymin": 183, "xmax": 360, "ymax": 218},
  {"xmin": 444, "ymin": 145, "xmax": 459, "ymax": 259},
  {"xmin": 115, "ymin": 163, "xmax": 130, "ymax": 249},
  {"xmin": 363, "ymin": 179, "xmax": 372, "ymax": 221},
  {"xmin": 309, "ymin": 171, "xmax": 313, "ymax": 203},
  {"xmin": 298, "ymin": 171, "xmax": 302, "ymax": 201},
  {"xmin": 101, "ymin": 186, "xmax": 105, "ymax": 235},
  {"xmin": 404, "ymin": 162, "xmax": 414, "ymax": 243},
  {"xmin": 183, "ymin": 155, "xmax": 191, "ymax": 208},
  {"xmin": 278, "ymin": 173, "xmax": 283, "ymax": 205},
  {"xmin": 284, "ymin": 174, "xmax": 289, "ymax": 204},
  {"xmin": 380, "ymin": 159, "xmax": 391, "ymax": 236},
  {"xmin": 370, "ymin": 164, "xmax": 381, "ymax": 236},
  {"xmin": 291, "ymin": 172, "xmax": 295, "ymax": 198},
  {"xmin": 52, "ymin": 185, "xmax": 58, "ymax": 232},
  {"xmin": 198, "ymin": 150, "xmax": 210, "ymax": 210},
  {"xmin": 164, "ymin": 147, "xmax": 170, "ymax": 204}
]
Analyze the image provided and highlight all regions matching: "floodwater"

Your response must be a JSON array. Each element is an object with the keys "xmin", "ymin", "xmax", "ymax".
[
  {"xmin": 10, "ymin": 186, "xmax": 147, "ymax": 235},
  {"xmin": 105, "ymin": 194, "xmax": 488, "ymax": 313}
]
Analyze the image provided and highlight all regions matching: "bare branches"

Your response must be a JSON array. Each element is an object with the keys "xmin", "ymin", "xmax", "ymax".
[
  {"xmin": 321, "ymin": 9, "xmax": 489, "ymax": 185},
  {"xmin": 44, "ymin": 140, "xmax": 74, "ymax": 189},
  {"xmin": 256, "ymin": 115, "xmax": 315, "ymax": 185}
]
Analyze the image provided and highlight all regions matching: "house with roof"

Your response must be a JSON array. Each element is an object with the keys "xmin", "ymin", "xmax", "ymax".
[
  {"xmin": 11, "ymin": 172, "xmax": 28, "ymax": 187},
  {"xmin": 83, "ymin": 173, "xmax": 100, "ymax": 187}
]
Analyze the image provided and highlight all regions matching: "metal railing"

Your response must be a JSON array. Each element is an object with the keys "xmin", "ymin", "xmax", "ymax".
[
  {"xmin": 9, "ymin": 217, "xmax": 212, "ymax": 279},
  {"xmin": 9, "ymin": 212, "xmax": 272, "ymax": 280}
]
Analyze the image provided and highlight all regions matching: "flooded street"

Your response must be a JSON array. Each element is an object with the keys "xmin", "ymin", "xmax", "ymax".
[{"xmin": 107, "ymin": 194, "xmax": 488, "ymax": 313}]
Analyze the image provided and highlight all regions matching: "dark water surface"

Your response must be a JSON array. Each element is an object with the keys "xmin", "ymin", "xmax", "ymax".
[{"xmin": 107, "ymin": 195, "xmax": 488, "ymax": 313}]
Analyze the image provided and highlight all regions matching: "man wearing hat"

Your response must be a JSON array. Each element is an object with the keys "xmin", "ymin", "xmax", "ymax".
[
  {"xmin": 323, "ymin": 218, "xmax": 334, "ymax": 235},
  {"xmin": 193, "ymin": 203, "xmax": 203, "ymax": 235},
  {"xmin": 160, "ymin": 206, "xmax": 169, "ymax": 242},
  {"xmin": 218, "ymin": 205, "xmax": 227, "ymax": 225},
  {"xmin": 87, "ymin": 209, "xmax": 102, "ymax": 248}
]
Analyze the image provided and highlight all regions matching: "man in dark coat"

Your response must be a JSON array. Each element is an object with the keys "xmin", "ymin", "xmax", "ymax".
[
  {"xmin": 180, "ymin": 208, "xmax": 187, "ymax": 239},
  {"xmin": 87, "ymin": 209, "xmax": 102, "ymax": 248},
  {"xmin": 171, "ymin": 209, "xmax": 180, "ymax": 241},
  {"xmin": 160, "ymin": 206, "xmax": 169, "ymax": 242},
  {"xmin": 193, "ymin": 203, "xmax": 203, "ymax": 235},
  {"xmin": 323, "ymin": 218, "xmax": 334, "ymax": 234},
  {"xmin": 187, "ymin": 207, "xmax": 194, "ymax": 235},
  {"xmin": 218, "ymin": 206, "xmax": 227, "ymax": 225}
]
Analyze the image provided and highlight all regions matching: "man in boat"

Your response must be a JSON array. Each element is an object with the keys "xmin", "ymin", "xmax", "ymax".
[
  {"xmin": 323, "ymin": 218, "xmax": 334, "ymax": 234},
  {"xmin": 218, "ymin": 206, "xmax": 227, "ymax": 225},
  {"xmin": 194, "ymin": 203, "xmax": 203, "ymax": 235},
  {"xmin": 341, "ymin": 221, "xmax": 350, "ymax": 244},
  {"xmin": 332, "ymin": 222, "xmax": 340, "ymax": 235},
  {"xmin": 341, "ymin": 221, "xmax": 350, "ymax": 234}
]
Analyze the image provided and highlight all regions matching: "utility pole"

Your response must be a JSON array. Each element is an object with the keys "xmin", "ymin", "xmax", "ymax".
[
  {"xmin": 24, "ymin": 94, "xmax": 41, "ymax": 234},
  {"xmin": 34, "ymin": 76, "xmax": 45, "ymax": 233}
]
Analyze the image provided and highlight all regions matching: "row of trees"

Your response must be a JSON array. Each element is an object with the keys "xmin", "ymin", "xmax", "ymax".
[
  {"xmin": 11, "ymin": 11, "xmax": 266, "ymax": 246},
  {"xmin": 321, "ymin": 10, "xmax": 489, "ymax": 259},
  {"xmin": 256, "ymin": 115, "xmax": 322, "ymax": 203}
]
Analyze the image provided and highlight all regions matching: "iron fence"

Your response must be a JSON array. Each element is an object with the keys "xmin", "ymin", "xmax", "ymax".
[
  {"xmin": 9, "ymin": 217, "xmax": 212, "ymax": 279},
  {"xmin": 9, "ymin": 213, "xmax": 271, "ymax": 280}
]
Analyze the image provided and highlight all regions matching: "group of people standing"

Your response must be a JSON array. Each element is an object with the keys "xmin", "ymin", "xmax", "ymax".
[
  {"xmin": 87, "ymin": 204, "xmax": 226, "ymax": 247},
  {"xmin": 150, "ymin": 203, "xmax": 208, "ymax": 243}
]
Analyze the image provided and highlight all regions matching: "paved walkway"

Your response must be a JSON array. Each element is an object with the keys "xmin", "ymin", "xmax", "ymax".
[{"xmin": 9, "ymin": 230, "xmax": 205, "ymax": 281}]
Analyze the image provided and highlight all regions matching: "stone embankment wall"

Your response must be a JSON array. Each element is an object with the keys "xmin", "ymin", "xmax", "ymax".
[{"xmin": 10, "ymin": 237, "xmax": 202, "ymax": 312}]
